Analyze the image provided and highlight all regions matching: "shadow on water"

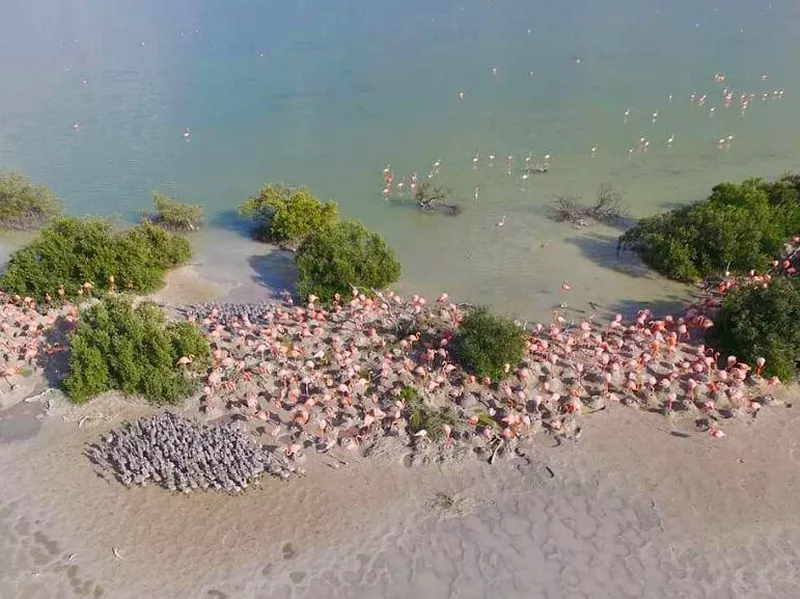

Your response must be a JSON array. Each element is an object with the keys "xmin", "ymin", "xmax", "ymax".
[
  {"xmin": 564, "ymin": 232, "xmax": 652, "ymax": 278},
  {"xmin": 659, "ymin": 201, "xmax": 689, "ymax": 212},
  {"xmin": 247, "ymin": 252, "xmax": 298, "ymax": 299},
  {"xmin": 210, "ymin": 209, "xmax": 254, "ymax": 238}
]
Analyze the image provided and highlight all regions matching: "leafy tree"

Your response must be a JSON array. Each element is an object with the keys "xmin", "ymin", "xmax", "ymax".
[
  {"xmin": 0, "ymin": 218, "xmax": 192, "ymax": 302},
  {"xmin": 707, "ymin": 277, "xmax": 800, "ymax": 381},
  {"xmin": 454, "ymin": 307, "xmax": 526, "ymax": 381},
  {"xmin": 238, "ymin": 184, "xmax": 338, "ymax": 247},
  {"xmin": 142, "ymin": 191, "xmax": 204, "ymax": 231},
  {"xmin": 295, "ymin": 220, "xmax": 401, "ymax": 301},
  {"xmin": 0, "ymin": 171, "xmax": 63, "ymax": 230},
  {"xmin": 63, "ymin": 297, "xmax": 211, "ymax": 404},
  {"xmin": 620, "ymin": 176, "xmax": 800, "ymax": 282}
]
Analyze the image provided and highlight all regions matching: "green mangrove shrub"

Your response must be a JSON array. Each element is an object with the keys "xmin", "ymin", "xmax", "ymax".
[
  {"xmin": 620, "ymin": 176, "xmax": 800, "ymax": 282},
  {"xmin": 295, "ymin": 220, "xmax": 401, "ymax": 302},
  {"xmin": 707, "ymin": 277, "xmax": 800, "ymax": 381},
  {"xmin": 454, "ymin": 306, "xmax": 526, "ymax": 381},
  {"xmin": 238, "ymin": 184, "xmax": 338, "ymax": 247},
  {"xmin": 0, "ymin": 218, "xmax": 192, "ymax": 302},
  {"xmin": 142, "ymin": 191, "xmax": 204, "ymax": 232},
  {"xmin": 0, "ymin": 171, "xmax": 63, "ymax": 230},
  {"xmin": 401, "ymin": 386, "xmax": 457, "ymax": 441},
  {"xmin": 63, "ymin": 297, "xmax": 211, "ymax": 405}
]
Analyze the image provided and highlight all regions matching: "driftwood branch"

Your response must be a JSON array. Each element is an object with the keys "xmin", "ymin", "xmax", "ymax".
[
  {"xmin": 548, "ymin": 184, "xmax": 627, "ymax": 227},
  {"xmin": 413, "ymin": 182, "xmax": 463, "ymax": 216}
]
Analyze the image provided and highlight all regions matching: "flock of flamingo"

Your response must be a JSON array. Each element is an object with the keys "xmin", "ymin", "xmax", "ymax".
[
  {"xmin": 178, "ymin": 277, "xmax": 786, "ymax": 460},
  {"xmin": 2, "ymin": 247, "xmax": 791, "ymax": 464},
  {"xmin": 377, "ymin": 69, "xmax": 789, "ymax": 203}
]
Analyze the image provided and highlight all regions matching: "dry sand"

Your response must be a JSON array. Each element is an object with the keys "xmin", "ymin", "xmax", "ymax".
[
  {"xmin": 2, "ymin": 393, "xmax": 800, "ymax": 598},
  {"xmin": 2, "ymin": 238, "xmax": 800, "ymax": 598}
]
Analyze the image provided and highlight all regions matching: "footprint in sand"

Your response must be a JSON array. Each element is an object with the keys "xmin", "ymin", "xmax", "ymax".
[
  {"xmin": 14, "ymin": 516, "xmax": 31, "ymax": 535},
  {"xmin": 34, "ymin": 530, "xmax": 62, "ymax": 556},
  {"xmin": 261, "ymin": 563, "xmax": 273, "ymax": 577},
  {"xmin": 289, "ymin": 571, "xmax": 307, "ymax": 584},
  {"xmin": 206, "ymin": 590, "xmax": 228, "ymax": 599},
  {"xmin": 282, "ymin": 542, "xmax": 297, "ymax": 560}
]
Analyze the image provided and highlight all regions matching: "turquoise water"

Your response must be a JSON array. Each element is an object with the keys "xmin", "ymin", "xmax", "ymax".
[{"xmin": 1, "ymin": 0, "xmax": 799, "ymax": 319}]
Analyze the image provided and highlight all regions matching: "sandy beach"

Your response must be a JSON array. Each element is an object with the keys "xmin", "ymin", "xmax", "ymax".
[
  {"xmin": 3, "ymin": 395, "xmax": 800, "ymax": 598},
  {"xmin": 2, "ymin": 245, "xmax": 800, "ymax": 599}
]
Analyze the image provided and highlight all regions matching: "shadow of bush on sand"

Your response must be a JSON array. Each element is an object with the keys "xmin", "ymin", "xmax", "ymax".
[
  {"xmin": 596, "ymin": 295, "xmax": 699, "ymax": 321},
  {"xmin": 36, "ymin": 315, "xmax": 73, "ymax": 388},
  {"xmin": 247, "ymin": 251, "xmax": 298, "ymax": 300}
]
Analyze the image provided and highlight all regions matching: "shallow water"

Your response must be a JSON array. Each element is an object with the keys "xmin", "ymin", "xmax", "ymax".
[{"xmin": 1, "ymin": 0, "xmax": 799, "ymax": 320}]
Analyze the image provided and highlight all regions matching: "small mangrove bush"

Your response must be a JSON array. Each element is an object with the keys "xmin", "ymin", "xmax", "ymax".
[
  {"xmin": 707, "ymin": 277, "xmax": 800, "ymax": 381},
  {"xmin": 238, "ymin": 184, "xmax": 338, "ymax": 247},
  {"xmin": 401, "ymin": 386, "xmax": 457, "ymax": 441},
  {"xmin": 142, "ymin": 191, "xmax": 204, "ymax": 232},
  {"xmin": 0, "ymin": 171, "xmax": 63, "ymax": 230},
  {"xmin": 454, "ymin": 306, "xmax": 526, "ymax": 381},
  {"xmin": 295, "ymin": 220, "xmax": 401, "ymax": 302},
  {"xmin": 619, "ymin": 176, "xmax": 800, "ymax": 282},
  {"xmin": 63, "ymin": 297, "xmax": 211, "ymax": 405},
  {"xmin": 0, "ymin": 218, "xmax": 192, "ymax": 302},
  {"xmin": 413, "ymin": 182, "xmax": 462, "ymax": 216},
  {"xmin": 549, "ymin": 184, "xmax": 627, "ymax": 227}
]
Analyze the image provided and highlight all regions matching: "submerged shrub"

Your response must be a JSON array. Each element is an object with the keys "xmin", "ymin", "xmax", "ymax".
[
  {"xmin": 620, "ymin": 176, "xmax": 800, "ymax": 282},
  {"xmin": 0, "ymin": 218, "xmax": 192, "ymax": 302},
  {"xmin": 142, "ymin": 191, "xmax": 204, "ymax": 232},
  {"xmin": 0, "ymin": 171, "xmax": 63, "ymax": 230},
  {"xmin": 706, "ymin": 277, "xmax": 800, "ymax": 381},
  {"xmin": 238, "ymin": 184, "xmax": 338, "ymax": 247},
  {"xmin": 454, "ymin": 307, "xmax": 526, "ymax": 381},
  {"xmin": 63, "ymin": 297, "xmax": 211, "ymax": 405},
  {"xmin": 295, "ymin": 220, "xmax": 401, "ymax": 302}
]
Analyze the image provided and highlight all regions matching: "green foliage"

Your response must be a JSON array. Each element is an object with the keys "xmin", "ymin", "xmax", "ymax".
[
  {"xmin": 123, "ymin": 221, "xmax": 192, "ymax": 269},
  {"xmin": 620, "ymin": 176, "xmax": 800, "ymax": 282},
  {"xmin": 238, "ymin": 184, "xmax": 338, "ymax": 246},
  {"xmin": 142, "ymin": 192, "xmax": 204, "ymax": 232},
  {"xmin": 295, "ymin": 220, "xmax": 401, "ymax": 302},
  {"xmin": 707, "ymin": 277, "xmax": 800, "ymax": 381},
  {"xmin": 0, "ymin": 171, "xmax": 63, "ymax": 230},
  {"xmin": 454, "ymin": 307, "xmax": 526, "ymax": 381},
  {"xmin": 401, "ymin": 386, "xmax": 457, "ymax": 441},
  {"xmin": 0, "ymin": 218, "xmax": 192, "ymax": 302},
  {"xmin": 63, "ymin": 297, "xmax": 211, "ymax": 404}
]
